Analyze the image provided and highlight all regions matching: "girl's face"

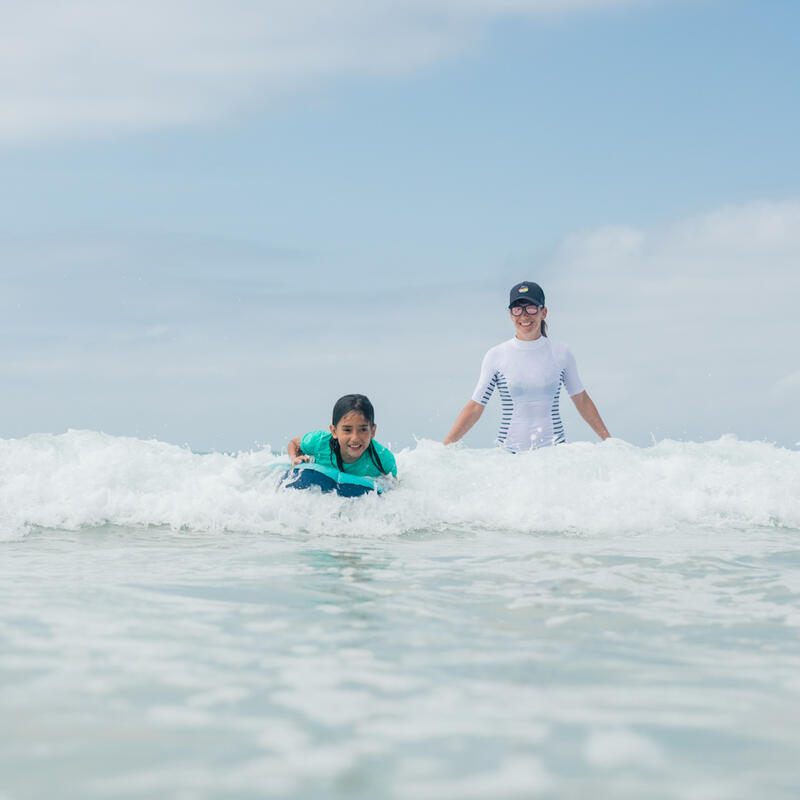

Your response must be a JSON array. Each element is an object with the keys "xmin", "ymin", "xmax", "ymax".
[
  {"xmin": 510, "ymin": 302, "xmax": 547, "ymax": 340},
  {"xmin": 330, "ymin": 411, "xmax": 377, "ymax": 463}
]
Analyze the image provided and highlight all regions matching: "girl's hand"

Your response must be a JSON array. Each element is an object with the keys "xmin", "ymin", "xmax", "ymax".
[{"xmin": 287, "ymin": 437, "xmax": 308, "ymax": 465}]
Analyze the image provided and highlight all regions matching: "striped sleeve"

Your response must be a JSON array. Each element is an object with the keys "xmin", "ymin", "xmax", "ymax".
[
  {"xmin": 561, "ymin": 346, "xmax": 585, "ymax": 396},
  {"xmin": 470, "ymin": 348, "xmax": 499, "ymax": 406}
]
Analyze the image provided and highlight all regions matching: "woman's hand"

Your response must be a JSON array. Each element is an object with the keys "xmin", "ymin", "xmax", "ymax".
[
  {"xmin": 291, "ymin": 454, "xmax": 312, "ymax": 466},
  {"xmin": 570, "ymin": 391, "xmax": 611, "ymax": 440},
  {"xmin": 443, "ymin": 400, "xmax": 485, "ymax": 444}
]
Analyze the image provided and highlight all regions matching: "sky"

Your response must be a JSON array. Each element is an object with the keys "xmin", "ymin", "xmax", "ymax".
[{"xmin": 1, "ymin": 0, "xmax": 799, "ymax": 452}]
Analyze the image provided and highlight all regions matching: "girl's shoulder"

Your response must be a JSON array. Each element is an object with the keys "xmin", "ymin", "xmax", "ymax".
[
  {"xmin": 371, "ymin": 439, "xmax": 398, "ymax": 477},
  {"xmin": 372, "ymin": 438, "xmax": 395, "ymax": 459},
  {"xmin": 300, "ymin": 430, "xmax": 331, "ymax": 452}
]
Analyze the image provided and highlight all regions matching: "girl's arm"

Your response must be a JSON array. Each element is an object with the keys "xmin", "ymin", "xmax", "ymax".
[
  {"xmin": 570, "ymin": 391, "xmax": 611, "ymax": 440},
  {"xmin": 288, "ymin": 437, "xmax": 312, "ymax": 465},
  {"xmin": 443, "ymin": 400, "xmax": 485, "ymax": 445}
]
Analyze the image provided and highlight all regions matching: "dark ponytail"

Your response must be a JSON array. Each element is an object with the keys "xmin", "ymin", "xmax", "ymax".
[
  {"xmin": 328, "ymin": 394, "xmax": 387, "ymax": 474},
  {"xmin": 329, "ymin": 438, "xmax": 344, "ymax": 471}
]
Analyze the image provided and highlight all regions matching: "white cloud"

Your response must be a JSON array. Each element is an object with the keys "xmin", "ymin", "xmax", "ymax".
[
  {"xmin": 771, "ymin": 370, "xmax": 800, "ymax": 402},
  {"xmin": 1, "ymin": 0, "xmax": 654, "ymax": 145},
  {"xmin": 3, "ymin": 198, "xmax": 797, "ymax": 450},
  {"xmin": 548, "ymin": 201, "xmax": 800, "ymax": 301},
  {"xmin": 542, "ymin": 200, "xmax": 800, "ymax": 445}
]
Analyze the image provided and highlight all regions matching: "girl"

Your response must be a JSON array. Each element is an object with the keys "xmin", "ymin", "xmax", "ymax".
[{"xmin": 288, "ymin": 394, "xmax": 397, "ymax": 478}]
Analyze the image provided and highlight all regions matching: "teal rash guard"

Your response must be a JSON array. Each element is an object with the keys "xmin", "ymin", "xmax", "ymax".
[{"xmin": 300, "ymin": 431, "xmax": 397, "ymax": 478}]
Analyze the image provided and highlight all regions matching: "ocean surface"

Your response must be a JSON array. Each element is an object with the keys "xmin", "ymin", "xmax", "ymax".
[{"xmin": 2, "ymin": 431, "xmax": 800, "ymax": 799}]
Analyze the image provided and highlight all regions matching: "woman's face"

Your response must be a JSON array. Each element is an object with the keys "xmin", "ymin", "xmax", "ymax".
[{"xmin": 510, "ymin": 302, "xmax": 547, "ymax": 340}]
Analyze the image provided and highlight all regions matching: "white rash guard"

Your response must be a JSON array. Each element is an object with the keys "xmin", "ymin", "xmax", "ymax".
[{"xmin": 471, "ymin": 336, "xmax": 584, "ymax": 451}]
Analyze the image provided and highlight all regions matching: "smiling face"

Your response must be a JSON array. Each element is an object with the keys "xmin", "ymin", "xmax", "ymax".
[
  {"xmin": 510, "ymin": 301, "xmax": 547, "ymax": 340},
  {"xmin": 330, "ymin": 410, "xmax": 377, "ymax": 463}
]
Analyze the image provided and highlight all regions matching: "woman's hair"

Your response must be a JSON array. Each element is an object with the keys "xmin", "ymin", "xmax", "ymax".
[{"xmin": 329, "ymin": 394, "xmax": 386, "ymax": 474}]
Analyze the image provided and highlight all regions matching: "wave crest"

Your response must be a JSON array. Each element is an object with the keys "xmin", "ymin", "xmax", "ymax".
[{"xmin": 1, "ymin": 431, "xmax": 798, "ymax": 540}]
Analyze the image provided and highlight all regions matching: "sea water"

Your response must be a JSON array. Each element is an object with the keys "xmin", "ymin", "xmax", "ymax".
[{"xmin": 1, "ymin": 431, "xmax": 799, "ymax": 799}]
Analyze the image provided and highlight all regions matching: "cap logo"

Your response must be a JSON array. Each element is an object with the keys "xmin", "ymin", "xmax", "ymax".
[{"xmin": 518, "ymin": 285, "xmax": 529, "ymax": 293}]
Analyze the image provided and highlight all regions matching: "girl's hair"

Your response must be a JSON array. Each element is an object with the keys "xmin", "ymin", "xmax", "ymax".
[
  {"xmin": 332, "ymin": 394, "xmax": 375, "ymax": 426},
  {"xmin": 329, "ymin": 394, "xmax": 386, "ymax": 474}
]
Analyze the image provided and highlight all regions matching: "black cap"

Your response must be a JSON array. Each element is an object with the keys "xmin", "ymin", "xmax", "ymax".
[{"xmin": 509, "ymin": 281, "xmax": 545, "ymax": 308}]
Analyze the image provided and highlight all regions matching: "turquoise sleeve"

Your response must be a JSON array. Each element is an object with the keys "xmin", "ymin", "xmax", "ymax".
[
  {"xmin": 300, "ymin": 430, "xmax": 328, "ymax": 458},
  {"xmin": 372, "ymin": 441, "xmax": 398, "ymax": 477}
]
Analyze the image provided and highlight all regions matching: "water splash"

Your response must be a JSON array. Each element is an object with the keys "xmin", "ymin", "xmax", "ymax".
[{"xmin": 1, "ymin": 430, "xmax": 798, "ymax": 541}]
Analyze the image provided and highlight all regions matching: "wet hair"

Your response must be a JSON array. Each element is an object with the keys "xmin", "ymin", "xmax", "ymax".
[{"xmin": 329, "ymin": 394, "xmax": 387, "ymax": 474}]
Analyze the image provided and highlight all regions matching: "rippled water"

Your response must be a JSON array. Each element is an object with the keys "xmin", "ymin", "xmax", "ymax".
[{"xmin": 2, "ymin": 432, "xmax": 800, "ymax": 798}]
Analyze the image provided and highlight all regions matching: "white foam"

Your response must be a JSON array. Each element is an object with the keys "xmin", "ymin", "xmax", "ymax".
[{"xmin": 1, "ymin": 430, "xmax": 798, "ymax": 541}]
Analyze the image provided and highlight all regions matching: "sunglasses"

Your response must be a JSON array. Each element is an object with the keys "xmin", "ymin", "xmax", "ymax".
[{"xmin": 510, "ymin": 304, "xmax": 542, "ymax": 316}]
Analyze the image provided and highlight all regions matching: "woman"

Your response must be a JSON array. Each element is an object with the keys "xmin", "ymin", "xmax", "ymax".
[{"xmin": 443, "ymin": 281, "xmax": 610, "ymax": 450}]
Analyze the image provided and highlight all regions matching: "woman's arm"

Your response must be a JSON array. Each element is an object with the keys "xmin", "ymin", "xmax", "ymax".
[
  {"xmin": 570, "ymin": 391, "xmax": 611, "ymax": 440},
  {"xmin": 287, "ymin": 437, "xmax": 311, "ymax": 465},
  {"xmin": 443, "ymin": 400, "xmax": 485, "ymax": 445}
]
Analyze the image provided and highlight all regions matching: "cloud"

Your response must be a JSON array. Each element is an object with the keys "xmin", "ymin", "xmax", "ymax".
[
  {"xmin": 1, "ymin": 0, "xmax": 654, "ymax": 145},
  {"xmin": 547, "ymin": 201, "xmax": 800, "ymax": 305},
  {"xmin": 771, "ymin": 370, "xmax": 800, "ymax": 402},
  {"xmin": 542, "ymin": 200, "xmax": 800, "ymax": 445},
  {"xmin": 3, "ymin": 198, "xmax": 798, "ymax": 451}
]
